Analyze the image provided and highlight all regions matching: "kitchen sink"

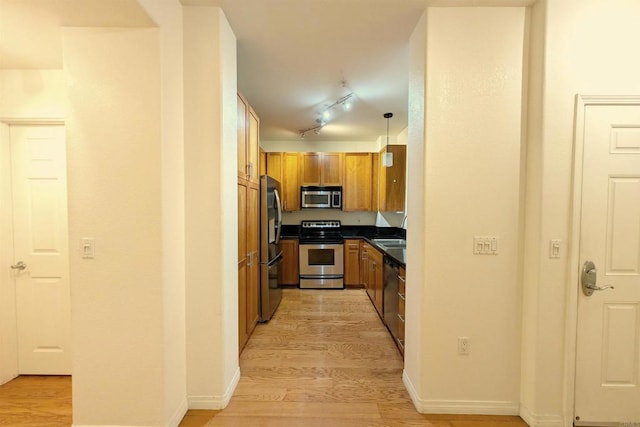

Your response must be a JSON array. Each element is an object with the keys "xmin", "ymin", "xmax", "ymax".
[{"xmin": 371, "ymin": 238, "xmax": 406, "ymax": 249}]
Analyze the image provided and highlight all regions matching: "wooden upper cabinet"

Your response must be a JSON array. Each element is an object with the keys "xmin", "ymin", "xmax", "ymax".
[
  {"xmin": 343, "ymin": 153, "xmax": 373, "ymax": 211},
  {"xmin": 266, "ymin": 152, "xmax": 283, "ymax": 182},
  {"xmin": 301, "ymin": 152, "xmax": 321, "ymax": 185},
  {"xmin": 321, "ymin": 152, "xmax": 343, "ymax": 186},
  {"xmin": 282, "ymin": 152, "xmax": 301, "ymax": 211},
  {"xmin": 247, "ymin": 106, "xmax": 260, "ymax": 184},
  {"xmin": 378, "ymin": 145, "xmax": 406, "ymax": 212},
  {"xmin": 266, "ymin": 152, "xmax": 300, "ymax": 211},
  {"xmin": 300, "ymin": 152, "xmax": 343, "ymax": 186},
  {"xmin": 237, "ymin": 92, "xmax": 260, "ymax": 184},
  {"xmin": 237, "ymin": 93, "xmax": 248, "ymax": 180},
  {"xmin": 259, "ymin": 148, "xmax": 267, "ymax": 177}
]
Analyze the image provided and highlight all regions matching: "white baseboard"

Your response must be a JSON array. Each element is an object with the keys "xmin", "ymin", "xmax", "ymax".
[
  {"xmin": 167, "ymin": 398, "xmax": 189, "ymax": 427},
  {"xmin": 72, "ymin": 397, "xmax": 189, "ymax": 427},
  {"xmin": 187, "ymin": 366, "xmax": 240, "ymax": 410},
  {"xmin": 402, "ymin": 370, "xmax": 519, "ymax": 416},
  {"xmin": 519, "ymin": 403, "xmax": 566, "ymax": 427},
  {"xmin": 73, "ymin": 368, "xmax": 240, "ymax": 426}
]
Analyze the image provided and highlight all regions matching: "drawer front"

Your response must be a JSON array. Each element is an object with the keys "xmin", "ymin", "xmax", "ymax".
[{"xmin": 398, "ymin": 274, "xmax": 405, "ymax": 296}]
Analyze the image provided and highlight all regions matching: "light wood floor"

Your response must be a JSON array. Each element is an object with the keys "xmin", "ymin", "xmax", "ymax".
[
  {"xmin": 181, "ymin": 288, "xmax": 528, "ymax": 426},
  {"xmin": 0, "ymin": 289, "xmax": 528, "ymax": 426},
  {"xmin": 0, "ymin": 375, "xmax": 71, "ymax": 426}
]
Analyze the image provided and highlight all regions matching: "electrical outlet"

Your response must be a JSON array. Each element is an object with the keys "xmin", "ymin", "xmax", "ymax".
[{"xmin": 458, "ymin": 337, "xmax": 470, "ymax": 355}]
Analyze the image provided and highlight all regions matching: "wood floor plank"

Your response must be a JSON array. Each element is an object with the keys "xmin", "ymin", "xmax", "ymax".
[
  {"xmin": 182, "ymin": 289, "xmax": 529, "ymax": 427},
  {"xmin": 0, "ymin": 289, "xmax": 527, "ymax": 427},
  {"xmin": 0, "ymin": 375, "xmax": 72, "ymax": 426}
]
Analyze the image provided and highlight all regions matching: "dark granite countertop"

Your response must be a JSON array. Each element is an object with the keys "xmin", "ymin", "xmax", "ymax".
[{"xmin": 280, "ymin": 225, "xmax": 406, "ymax": 265}]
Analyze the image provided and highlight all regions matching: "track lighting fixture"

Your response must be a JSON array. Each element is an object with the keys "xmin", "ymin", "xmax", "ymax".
[{"xmin": 299, "ymin": 84, "xmax": 355, "ymax": 138}]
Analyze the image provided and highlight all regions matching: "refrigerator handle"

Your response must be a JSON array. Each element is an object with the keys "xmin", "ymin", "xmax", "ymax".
[{"xmin": 274, "ymin": 188, "xmax": 283, "ymax": 243}]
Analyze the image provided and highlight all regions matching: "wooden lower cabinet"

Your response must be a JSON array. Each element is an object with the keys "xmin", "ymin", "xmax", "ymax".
[
  {"xmin": 360, "ymin": 241, "xmax": 369, "ymax": 292},
  {"xmin": 280, "ymin": 238, "xmax": 299, "ymax": 285},
  {"xmin": 238, "ymin": 184, "xmax": 248, "ymax": 349},
  {"xmin": 369, "ymin": 247, "xmax": 384, "ymax": 317},
  {"xmin": 238, "ymin": 180, "xmax": 260, "ymax": 352},
  {"xmin": 344, "ymin": 239, "xmax": 360, "ymax": 286},
  {"xmin": 362, "ymin": 242, "xmax": 383, "ymax": 317}
]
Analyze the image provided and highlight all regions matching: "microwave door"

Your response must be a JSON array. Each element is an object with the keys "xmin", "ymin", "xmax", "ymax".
[
  {"xmin": 302, "ymin": 191, "xmax": 330, "ymax": 208},
  {"xmin": 332, "ymin": 191, "xmax": 341, "ymax": 209}
]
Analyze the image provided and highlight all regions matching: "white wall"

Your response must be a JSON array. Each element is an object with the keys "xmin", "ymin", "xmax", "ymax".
[
  {"xmin": 262, "ymin": 139, "xmax": 379, "ymax": 152},
  {"xmin": 283, "ymin": 210, "xmax": 377, "ymax": 226},
  {"xmin": 519, "ymin": 0, "xmax": 546, "ymax": 423},
  {"xmin": 183, "ymin": 5, "xmax": 240, "ymax": 409},
  {"xmin": 404, "ymin": 9, "xmax": 427, "ymax": 401},
  {"xmin": 261, "ymin": 135, "xmax": 404, "ymax": 153},
  {"xmin": 63, "ymin": 27, "xmax": 167, "ymax": 425},
  {"xmin": 405, "ymin": 7, "xmax": 525, "ymax": 414},
  {"xmin": 137, "ymin": 0, "xmax": 188, "ymax": 424},
  {"xmin": 522, "ymin": 0, "xmax": 640, "ymax": 424},
  {"xmin": 0, "ymin": 70, "xmax": 65, "ymax": 120}
]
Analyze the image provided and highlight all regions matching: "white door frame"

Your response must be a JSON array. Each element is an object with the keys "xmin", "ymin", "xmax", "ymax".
[
  {"xmin": 565, "ymin": 94, "xmax": 640, "ymax": 425},
  {"xmin": 0, "ymin": 118, "xmax": 65, "ymax": 385}
]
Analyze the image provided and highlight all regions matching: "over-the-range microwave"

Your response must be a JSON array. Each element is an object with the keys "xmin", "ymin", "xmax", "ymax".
[{"xmin": 300, "ymin": 186, "xmax": 342, "ymax": 209}]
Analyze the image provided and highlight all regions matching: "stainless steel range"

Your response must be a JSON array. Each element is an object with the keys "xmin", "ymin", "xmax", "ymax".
[{"xmin": 298, "ymin": 220, "xmax": 344, "ymax": 289}]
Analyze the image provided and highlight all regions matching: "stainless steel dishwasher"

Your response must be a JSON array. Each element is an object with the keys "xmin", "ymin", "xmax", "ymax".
[{"xmin": 383, "ymin": 256, "xmax": 400, "ymax": 344}]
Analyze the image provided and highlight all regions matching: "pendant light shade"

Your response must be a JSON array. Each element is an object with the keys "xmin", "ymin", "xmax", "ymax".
[
  {"xmin": 382, "ymin": 152, "xmax": 394, "ymax": 167},
  {"xmin": 382, "ymin": 112, "xmax": 394, "ymax": 167}
]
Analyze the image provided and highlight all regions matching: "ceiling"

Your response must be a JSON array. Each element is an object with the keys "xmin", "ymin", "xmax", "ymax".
[
  {"xmin": 213, "ymin": 0, "xmax": 428, "ymax": 142},
  {"xmin": 0, "ymin": 0, "xmax": 533, "ymax": 143}
]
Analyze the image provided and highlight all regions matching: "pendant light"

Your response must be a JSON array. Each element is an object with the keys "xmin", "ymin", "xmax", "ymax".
[{"xmin": 382, "ymin": 112, "xmax": 394, "ymax": 167}]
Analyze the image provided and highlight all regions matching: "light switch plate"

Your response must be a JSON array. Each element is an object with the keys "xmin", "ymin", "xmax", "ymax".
[
  {"xmin": 473, "ymin": 236, "xmax": 498, "ymax": 255},
  {"xmin": 549, "ymin": 239, "xmax": 561, "ymax": 259},
  {"xmin": 81, "ymin": 238, "xmax": 95, "ymax": 259}
]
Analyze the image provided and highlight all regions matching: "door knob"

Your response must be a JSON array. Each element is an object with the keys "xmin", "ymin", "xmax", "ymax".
[
  {"xmin": 10, "ymin": 261, "xmax": 27, "ymax": 270},
  {"xmin": 581, "ymin": 260, "xmax": 614, "ymax": 296}
]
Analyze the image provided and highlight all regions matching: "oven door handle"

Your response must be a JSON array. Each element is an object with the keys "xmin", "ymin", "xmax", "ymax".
[{"xmin": 274, "ymin": 188, "xmax": 283, "ymax": 243}]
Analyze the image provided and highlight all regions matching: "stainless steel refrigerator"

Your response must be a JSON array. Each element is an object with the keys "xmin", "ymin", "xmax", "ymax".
[{"xmin": 259, "ymin": 175, "xmax": 283, "ymax": 321}]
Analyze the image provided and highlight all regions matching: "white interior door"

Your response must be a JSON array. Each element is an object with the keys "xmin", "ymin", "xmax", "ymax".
[
  {"xmin": 10, "ymin": 125, "xmax": 71, "ymax": 375},
  {"xmin": 574, "ymin": 103, "xmax": 640, "ymax": 425}
]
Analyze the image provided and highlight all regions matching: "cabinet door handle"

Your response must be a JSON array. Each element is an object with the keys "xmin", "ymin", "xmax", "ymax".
[
  {"xmin": 398, "ymin": 276, "xmax": 405, "ymax": 283},
  {"xmin": 397, "ymin": 313, "xmax": 405, "ymax": 322},
  {"xmin": 398, "ymin": 292, "xmax": 405, "ymax": 301}
]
